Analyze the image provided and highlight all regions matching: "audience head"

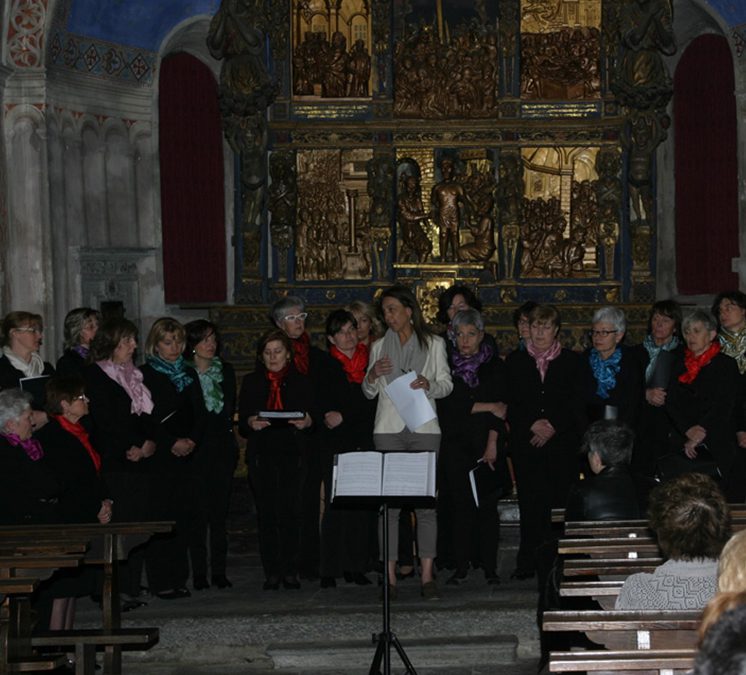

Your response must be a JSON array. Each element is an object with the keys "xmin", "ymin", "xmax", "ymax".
[
  {"xmin": 0, "ymin": 389, "xmax": 34, "ymax": 440},
  {"xmin": 694, "ymin": 600, "xmax": 746, "ymax": 674},
  {"xmin": 647, "ymin": 299, "xmax": 682, "ymax": 345},
  {"xmin": 699, "ymin": 591, "xmax": 746, "ymax": 644},
  {"xmin": 436, "ymin": 286, "xmax": 482, "ymax": 325},
  {"xmin": 682, "ymin": 311, "xmax": 718, "ymax": 356},
  {"xmin": 1, "ymin": 311, "xmax": 43, "ymax": 355},
  {"xmin": 379, "ymin": 284, "xmax": 430, "ymax": 347},
  {"xmin": 90, "ymin": 318, "xmax": 138, "ymax": 364},
  {"xmin": 452, "ymin": 309, "xmax": 485, "ymax": 357},
  {"xmin": 718, "ymin": 530, "xmax": 746, "ymax": 593},
  {"xmin": 346, "ymin": 300, "xmax": 383, "ymax": 344},
  {"xmin": 581, "ymin": 420, "xmax": 634, "ymax": 472},
  {"xmin": 45, "ymin": 376, "xmax": 88, "ymax": 421},
  {"xmin": 712, "ymin": 291, "xmax": 746, "ymax": 333},
  {"xmin": 144, "ymin": 318, "xmax": 186, "ymax": 362},
  {"xmin": 184, "ymin": 320, "xmax": 222, "ymax": 361},
  {"xmin": 257, "ymin": 329, "xmax": 294, "ymax": 373},
  {"xmin": 271, "ymin": 296, "xmax": 307, "ymax": 340},
  {"xmin": 63, "ymin": 308, "xmax": 101, "ymax": 350},
  {"xmin": 648, "ymin": 473, "xmax": 730, "ymax": 561}
]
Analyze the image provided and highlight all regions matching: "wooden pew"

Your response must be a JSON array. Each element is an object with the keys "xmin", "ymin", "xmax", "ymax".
[
  {"xmin": 543, "ymin": 609, "xmax": 701, "ymax": 651},
  {"xmin": 559, "ymin": 579, "xmax": 624, "ymax": 610},
  {"xmin": 0, "ymin": 522, "xmax": 171, "ymax": 675},
  {"xmin": 554, "ymin": 504, "xmax": 746, "ymax": 526},
  {"xmin": 563, "ymin": 557, "xmax": 663, "ymax": 578},
  {"xmin": 549, "ymin": 648, "xmax": 696, "ymax": 673},
  {"xmin": 557, "ymin": 537, "xmax": 661, "ymax": 558}
]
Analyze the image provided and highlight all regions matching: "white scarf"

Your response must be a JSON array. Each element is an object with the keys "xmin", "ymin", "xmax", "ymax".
[{"xmin": 2, "ymin": 345, "xmax": 44, "ymax": 378}]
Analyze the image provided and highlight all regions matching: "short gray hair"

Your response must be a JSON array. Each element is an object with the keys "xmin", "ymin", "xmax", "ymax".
[
  {"xmin": 582, "ymin": 420, "xmax": 634, "ymax": 467},
  {"xmin": 592, "ymin": 306, "xmax": 626, "ymax": 333},
  {"xmin": 270, "ymin": 296, "xmax": 306, "ymax": 326},
  {"xmin": 451, "ymin": 308, "xmax": 485, "ymax": 332},
  {"xmin": 683, "ymin": 309, "xmax": 718, "ymax": 334},
  {"xmin": 0, "ymin": 389, "xmax": 32, "ymax": 431}
]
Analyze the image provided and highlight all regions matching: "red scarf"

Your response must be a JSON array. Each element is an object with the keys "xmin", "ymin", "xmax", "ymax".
[
  {"xmin": 265, "ymin": 365, "xmax": 290, "ymax": 410},
  {"xmin": 293, "ymin": 332, "xmax": 310, "ymax": 375},
  {"xmin": 330, "ymin": 342, "xmax": 369, "ymax": 384},
  {"xmin": 679, "ymin": 341, "xmax": 720, "ymax": 384},
  {"xmin": 55, "ymin": 414, "xmax": 102, "ymax": 475}
]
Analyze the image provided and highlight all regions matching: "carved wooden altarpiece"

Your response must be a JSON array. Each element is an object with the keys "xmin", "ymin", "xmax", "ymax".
[{"xmin": 207, "ymin": 0, "xmax": 674, "ymax": 368}]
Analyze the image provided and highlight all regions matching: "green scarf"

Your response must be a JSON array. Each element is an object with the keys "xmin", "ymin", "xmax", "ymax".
[{"xmin": 187, "ymin": 356, "xmax": 224, "ymax": 413}]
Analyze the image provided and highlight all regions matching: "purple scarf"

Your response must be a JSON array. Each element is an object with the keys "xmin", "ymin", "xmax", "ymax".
[
  {"xmin": 97, "ymin": 359, "xmax": 154, "ymax": 415},
  {"xmin": 3, "ymin": 432, "xmax": 43, "ymax": 461},
  {"xmin": 451, "ymin": 342, "xmax": 494, "ymax": 388}
]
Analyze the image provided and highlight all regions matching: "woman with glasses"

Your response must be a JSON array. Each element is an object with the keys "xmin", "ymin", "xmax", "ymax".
[
  {"xmin": 56, "ymin": 308, "xmax": 101, "ymax": 378},
  {"xmin": 140, "ymin": 317, "xmax": 206, "ymax": 599},
  {"xmin": 0, "ymin": 311, "xmax": 55, "ymax": 426},
  {"xmin": 581, "ymin": 306, "xmax": 643, "ymax": 429},
  {"xmin": 35, "ymin": 376, "xmax": 112, "ymax": 631},
  {"xmin": 269, "ymin": 296, "xmax": 337, "ymax": 580},
  {"xmin": 512, "ymin": 301, "xmax": 538, "ymax": 353},
  {"xmin": 505, "ymin": 304, "xmax": 585, "ymax": 579}
]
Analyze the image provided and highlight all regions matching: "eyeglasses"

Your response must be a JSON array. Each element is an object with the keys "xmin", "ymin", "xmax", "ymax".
[
  {"xmin": 72, "ymin": 395, "xmax": 89, "ymax": 402},
  {"xmin": 590, "ymin": 329, "xmax": 618, "ymax": 338},
  {"xmin": 14, "ymin": 327, "xmax": 42, "ymax": 334},
  {"xmin": 283, "ymin": 313, "xmax": 308, "ymax": 322}
]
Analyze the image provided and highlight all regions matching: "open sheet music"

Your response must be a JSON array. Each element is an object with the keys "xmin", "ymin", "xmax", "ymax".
[{"xmin": 331, "ymin": 451, "xmax": 436, "ymax": 499}]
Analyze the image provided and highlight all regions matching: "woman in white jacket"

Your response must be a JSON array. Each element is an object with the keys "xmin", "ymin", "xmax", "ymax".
[{"xmin": 363, "ymin": 285, "xmax": 453, "ymax": 599}]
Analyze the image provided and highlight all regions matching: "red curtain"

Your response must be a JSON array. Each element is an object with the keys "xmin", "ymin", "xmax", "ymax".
[
  {"xmin": 674, "ymin": 34, "xmax": 738, "ymax": 294},
  {"xmin": 159, "ymin": 53, "xmax": 226, "ymax": 303}
]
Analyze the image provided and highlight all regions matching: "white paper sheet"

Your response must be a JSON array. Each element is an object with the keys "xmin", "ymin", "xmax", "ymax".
[
  {"xmin": 381, "ymin": 452, "xmax": 436, "ymax": 496},
  {"xmin": 332, "ymin": 452, "xmax": 384, "ymax": 497},
  {"xmin": 384, "ymin": 371, "xmax": 436, "ymax": 431}
]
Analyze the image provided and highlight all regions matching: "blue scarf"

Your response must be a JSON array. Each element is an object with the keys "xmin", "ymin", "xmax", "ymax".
[
  {"xmin": 643, "ymin": 334, "xmax": 680, "ymax": 383},
  {"xmin": 589, "ymin": 347, "xmax": 622, "ymax": 399},
  {"xmin": 451, "ymin": 342, "xmax": 493, "ymax": 389},
  {"xmin": 147, "ymin": 354, "xmax": 194, "ymax": 392}
]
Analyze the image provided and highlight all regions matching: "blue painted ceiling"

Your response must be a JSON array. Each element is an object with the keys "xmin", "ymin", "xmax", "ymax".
[{"xmin": 64, "ymin": 0, "xmax": 744, "ymax": 53}]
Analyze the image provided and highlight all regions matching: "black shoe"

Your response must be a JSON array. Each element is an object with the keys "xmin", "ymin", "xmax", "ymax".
[
  {"xmin": 484, "ymin": 569, "xmax": 501, "ymax": 585},
  {"xmin": 263, "ymin": 576, "xmax": 280, "ymax": 591},
  {"xmin": 193, "ymin": 576, "xmax": 210, "ymax": 591},
  {"xmin": 320, "ymin": 576, "xmax": 336, "ymax": 589},
  {"xmin": 282, "ymin": 576, "xmax": 301, "ymax": 590},
  {"xmin": 212, "ymin": 575, "xmax": 232, "ymax": 589},
  {"xmin": 446, "ymin": 569, "xmax": 468, "ymax": 586},
  {"xmin": 510, "ymin": 568, "xmax": 535, "ymax": 580},
  {"xmin": 121, "ymin": 598, "xmax": 147, "ymax": 612},
  {"xmin": 352, "ymin": 572, "xmax": 372, "ymax": 586},
  {"xmin": 156, "ymin": 587, "xmax": 191, "ymax": 600}
]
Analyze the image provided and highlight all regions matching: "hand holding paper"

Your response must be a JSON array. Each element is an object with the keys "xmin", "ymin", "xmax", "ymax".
[{"xmin": 384, "ymin": 371, "xmax": 436, "ymax": 431}]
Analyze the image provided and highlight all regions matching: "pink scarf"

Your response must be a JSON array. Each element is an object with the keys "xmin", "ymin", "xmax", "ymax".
[
  {"xmin": 527, "ymin": 339, "xmax": 561, "ymax": 382},
  {"xmin": 97, "ymin": 359, "xmax": 154, "ymax": 415}
]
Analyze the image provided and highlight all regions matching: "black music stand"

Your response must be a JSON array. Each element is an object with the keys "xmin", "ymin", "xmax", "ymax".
[{"xmin": 368, "ymin": 499, "xmax": 417, "ymax": 675}]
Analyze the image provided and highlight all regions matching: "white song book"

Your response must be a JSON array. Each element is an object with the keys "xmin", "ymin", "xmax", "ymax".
[{"xmin": 331, "ymin": 451, "xmax": 436, "ymax": 499}]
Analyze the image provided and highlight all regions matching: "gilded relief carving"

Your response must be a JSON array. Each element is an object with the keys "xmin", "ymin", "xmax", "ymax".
[
  {"xmin": 366, "ymin": 154, "xmax": 395, "ymax": 279},
  {"xmin": 393, "ymin": 24, "xmax": 499, "ymax": 118},
  {"xmin": 292, "ymin": 0, "xmax": 372, "ymax": 98},
  {"xmin": 295, "ymin": 149, "xmax": 373, "ymax": 280},
  {"xmin": 397, "ymin": 172, "xmax": 433, "ymax": 263},
  {"xmin": 268, "ymin": 151, "xmax": 297, "ymax": 279},
  {"xmin": 498, "ymin": 152, "xmax": 525, "ymax": 279}
]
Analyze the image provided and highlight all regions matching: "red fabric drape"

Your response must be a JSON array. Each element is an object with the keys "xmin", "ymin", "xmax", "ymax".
[
  {"xmin": 159, "ymin": 53, "xmax": 226, "ymax": 303},
  {"xmin": 674, "ymin": 35, "xmax": 738, "ymax": 294}
]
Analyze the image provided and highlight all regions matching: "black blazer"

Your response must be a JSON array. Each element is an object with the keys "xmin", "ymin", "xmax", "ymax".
[
  {"xmin": 580, "ymin": 346, "xmax": 644, "ymax": 430},
  {"xmin": 139, "ymin": 363, "xmax": 207, "ymax": 470},
  {"xmin": 665, "ymin": 351, "xmax": 740, "ymax": 471},
  {"xmin": 238, "ymin": 365, "xmax": 314, "ymax": 453},
  {"xmin": 56, "ymin": 349, "xmax": 88, "ymax": 378},
  {"xmin": 83, "ymin": 363, "xmax": 155, "ymax": 474},
  {"xmin": 0, "ymin": 434, "xmax": 60, "ymax": 524},
  {"xmin": 565, "ymin": 465, "xmax": 654, "ymax": 521},
  {"xmin": 34, "ymin": 417, "xmax": 106, "ymax": 523},
  {"xmin": 505, "ymin": 347, "xmax": 586, "ymax": 452},
  {"xmin": 0, "ymin": 355, "xmax": 55, "ymax": 409}
]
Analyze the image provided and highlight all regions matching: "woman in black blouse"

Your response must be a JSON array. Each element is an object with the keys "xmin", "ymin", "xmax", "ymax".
[
  {"xmin": 437, "ymin": 308, "xmax": 509, "ymax": 585},
  {"xmin": 506, "ymin": 305, "xmax": 585, "ymax": 578},
  {"xmin": 140, "ymin": 317, "xmax": 206, "ymax": 599},
  {"xmin": 184, "ymin": 319, "xmax": 238, "ymax": 590},
  {"xmin": 238, "ymin": 329, "xmax": 313, "ymax": 590},
  {"xmin": 56, "ymin": 308, "xmax": 100, "ymax": 378}
]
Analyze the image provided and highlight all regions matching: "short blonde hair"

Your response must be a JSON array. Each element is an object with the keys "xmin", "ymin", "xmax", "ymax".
[
  {"xmin": 144, "ymin": 317, "xmax": 186, "ymax": 357},
  {"xmin": 718, "ymin": 530, "xmax": 746, "ymax": 592},
  {"xmin": 1, "ymin": 311, "xmax": 43, "ymax": 347}
]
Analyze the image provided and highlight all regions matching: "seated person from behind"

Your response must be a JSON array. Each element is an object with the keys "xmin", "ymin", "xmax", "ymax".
[
  {"xmin": 615, "ymin": 472, "xmax": 731, "ymax": 610},
  {"xmin": 565, "ymin": 420, "xmax": 654, "ymax": 521},
  {"xmin": 694, "ymin": 599, "xmax": 746, "ymax": 675}
]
